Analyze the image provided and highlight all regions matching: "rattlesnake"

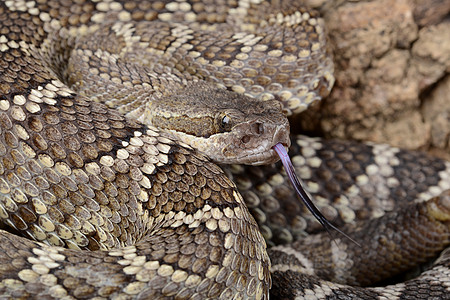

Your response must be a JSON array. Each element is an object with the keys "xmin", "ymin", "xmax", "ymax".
[{"xmin": 0, "ymin": 0, "xmax": 449, "ymax": 299}]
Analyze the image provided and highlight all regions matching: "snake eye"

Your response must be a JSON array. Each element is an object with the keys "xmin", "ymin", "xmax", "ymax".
[
  {"xmin": 218, "ymin": 114, "xmax": 232, "ymax": 132},
  {"xmin": 222, "ymin": 115, "xmax": 230, "ymax": 126}
]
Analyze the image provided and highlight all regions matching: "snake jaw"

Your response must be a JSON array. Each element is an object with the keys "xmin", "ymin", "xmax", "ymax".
[{"xmin": 167, "ymin": 118, "xmax": 290, "ymax": 165}]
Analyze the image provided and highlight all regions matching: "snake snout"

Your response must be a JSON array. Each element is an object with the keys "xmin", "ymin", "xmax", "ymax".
[
  {"xmin": 241, "ymin": 122, "xmax": 265, "ymax": 144},
  {"xmin": 272, "ymin": 123, "xmax": 291, "ymax": 149},
  {"xmin": 241, "ymin": 121, "xmax": 289, "ymax": 146},
  {"xmin": 237, "ymin": 121, "xmax": 291, "ymax": 165},
  {"xmin": 251, "ymin": 122, "xmax": 265, "ymax": 135}
]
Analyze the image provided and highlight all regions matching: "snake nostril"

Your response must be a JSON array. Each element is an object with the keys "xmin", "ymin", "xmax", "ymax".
[
  {"xmin": 258, "ymin": 123, "xmax": 264, "ymax": 135},
  {"xmin": 241, "ymin": 135, "xmax": 251, "ymax": 144},
  {"xmin": 251, "ymin": 123, "xmax": 264, "ymax": 135}
]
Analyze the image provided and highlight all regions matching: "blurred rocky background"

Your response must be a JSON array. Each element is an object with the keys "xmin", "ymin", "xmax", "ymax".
[{"xmin": 294, "ymin": 0, "xmax": 450, "ymax": 160}]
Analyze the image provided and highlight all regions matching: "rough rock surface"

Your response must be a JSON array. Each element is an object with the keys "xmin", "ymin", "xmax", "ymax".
[{"xmin": 296, "ymin": 0, "xmax": 450, "ymax": 160}]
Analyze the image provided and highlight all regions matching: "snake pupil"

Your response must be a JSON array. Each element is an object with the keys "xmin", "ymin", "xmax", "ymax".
[
  {"xmin": 222, "ymin": 115, "xmax": 230, "ymax": 125},
  {"xmin": 217, "ymin": 114, "xmax": 233, "ymax": 133}
]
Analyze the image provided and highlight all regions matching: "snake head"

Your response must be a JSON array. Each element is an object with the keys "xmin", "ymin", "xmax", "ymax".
[
  {"xmin": 209, "ymin": 103, "xmax": 291, "ymax": 165},
  {"xmin": 149, "ymin": 82, "xmax": 290, "ymax": 165}
]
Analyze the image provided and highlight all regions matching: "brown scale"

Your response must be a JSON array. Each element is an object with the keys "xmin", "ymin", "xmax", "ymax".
[
  {"xmin": 0, "ymin": 1, "xmax": 450, "ymax": 299},
  {"xmin": 0, "ymin": 3, "xmax": 272, "ymax": 299},
  {"xmin": 230, "ymin": 136, "xmax": 450, "ymax": 244},
  {"xmin": 269, "ymin": 191, "xmax": 450, "ymax": 298},
  {"xmin": 0, "ymin": 97, "xmax": 271, "ymax": 296}
]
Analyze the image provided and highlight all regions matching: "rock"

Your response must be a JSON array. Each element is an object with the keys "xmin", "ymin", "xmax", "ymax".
[{"xmin": 297, "ymin": 0, "xmax": 450, "ymax": 160}]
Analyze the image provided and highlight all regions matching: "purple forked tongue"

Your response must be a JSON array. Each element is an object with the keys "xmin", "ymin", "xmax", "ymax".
[{"xmin": 273, "ymin": 143, "xmax": 359, "ymax": 246}]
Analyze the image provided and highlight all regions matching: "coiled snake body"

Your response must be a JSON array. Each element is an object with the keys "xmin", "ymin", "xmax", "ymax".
[{"xmin": 0, "ymin": 1, "xmax": 449, "ymax": 299}]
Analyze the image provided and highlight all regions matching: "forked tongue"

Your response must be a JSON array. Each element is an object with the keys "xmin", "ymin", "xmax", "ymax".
[{"xmin": 273, "ymin": 143, "xmax": 360, "ymax": 246}]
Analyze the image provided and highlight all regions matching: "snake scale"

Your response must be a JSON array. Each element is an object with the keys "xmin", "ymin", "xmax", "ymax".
[{"xmin": 0, "ymin": 0, "xmax": 449, "ymax": 299}]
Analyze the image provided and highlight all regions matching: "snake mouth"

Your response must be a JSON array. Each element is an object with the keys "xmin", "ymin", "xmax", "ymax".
[
  {"xmin": 245, "ymin": 146, "xmax": 286, "ymax": 165},
  {"xmin": 235, "ymin": 148, "xmax": 280, "ymax": 166},
  {"xmin": 240, "ymin": 142, "xmax": 290, "ymax": 166},
  {"xmin": 167, "ymin": 121, "xmax": 291, "ymax": 165}
]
